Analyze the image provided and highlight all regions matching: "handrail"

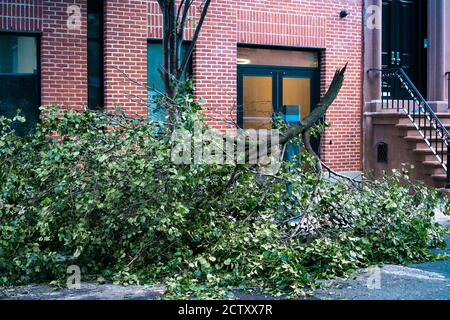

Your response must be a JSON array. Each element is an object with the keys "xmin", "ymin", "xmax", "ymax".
[
  {"xmin": 447, "ymin": 71, "xmax": 450, "ymax": 111},
  {"xmin": 370, "ymin": 68, "xmax": 450, "ymax": 188},
  {"xmin": 397, "ymin": 68, "xmax": 450, "ymax": 137}
]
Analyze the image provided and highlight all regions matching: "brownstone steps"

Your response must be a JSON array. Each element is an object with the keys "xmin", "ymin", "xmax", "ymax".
[
  {"xmin": 431, "ymin": 174, "xmax": 447, "ymax": 182},
  {"xmin": 412, "ymin": 148, "xmax": 446, "ymax": 156},
  {"xmin": 396, "ymin": 114, "xmax": 450, "ymax": 188},
  {"xmin": 422, "ymin": 160, "xmax": 445, "ymax": 168},
  {"xmin": 404, "ymin": 136, "xmax": 442, "ymax": 143}
]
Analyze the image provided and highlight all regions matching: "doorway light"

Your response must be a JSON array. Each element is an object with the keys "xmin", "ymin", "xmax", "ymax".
[{"xmin": 237, "ymin": 58, "xmax": 251, "ymax": 65}]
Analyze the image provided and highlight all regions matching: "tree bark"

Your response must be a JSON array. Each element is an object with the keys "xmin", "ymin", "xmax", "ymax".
[{"xmin": 158, "ymin": 0, "xmax": 212, "ymax": 99}]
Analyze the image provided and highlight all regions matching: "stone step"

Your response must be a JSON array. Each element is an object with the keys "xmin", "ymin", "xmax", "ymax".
[
  {"xmin": 396, "ymin": 123, "xmax": 450, "ymax": 131},
  {"xmin": 403, "ymin": 136, "xmax": 447, "ymax": 143},
  {"xmin": 413, "ymin": 148, "xmax": 447, "ymax": 156},
  {"xmin": 397, "ymin": 116, "xmax": 450, "ymax": 126},
  {"xmin": 431, "ymin": 174, "xmax": 447, "ymax": 182},
  {"xmin": 413, "ymin": 142, "xmax": 448, "ymax": 153},
  {"xmin": 420, "ymin": 166, "xmax": 446, "ymax": 179},
  {"xmin": 430, "ymin": 167, "xmax": 446, "ymax": 176},
  {"xmin": 422, "ymin": 153, "xmax": 447, "ymax": 162},
  {"xmin": 400, "ymin": 130, "xmax": 424, "ymax": 138},
  {"xmin": 422, "ymin": 160, "xmax": 445, "ymax": 169}
]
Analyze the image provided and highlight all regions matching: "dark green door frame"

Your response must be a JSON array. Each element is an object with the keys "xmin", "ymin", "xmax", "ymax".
[
  {"xmin": 237, "ymin": 65, "xmax": 321, "ymax": 153},
  {"xmin": 87, "ymin": 0, "xmax": 104, "ymax": 110},
  {"xmin": 237, "ymin": 65, "xmax": 320, "ymax": 126}
]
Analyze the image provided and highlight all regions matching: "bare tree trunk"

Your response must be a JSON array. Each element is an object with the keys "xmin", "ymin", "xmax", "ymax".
[{"xmin": 158, "ymin": 0, "xmax": 211, "ymax": 99}]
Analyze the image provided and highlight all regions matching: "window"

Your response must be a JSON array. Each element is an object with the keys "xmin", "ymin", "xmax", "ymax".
[
  {"xmin": 237, "ymin": 46, "xmax": 321, "ymax": 155},
  {"xmin": 237, "ymin": 47, "xmax": 319, "ymax": 68},
  {"xmin": 237, "ymin": 52, "xmax": 320, "ymax": 130},
  {"xmin": 377, "ymin": 142, "xmax": 389, "ymax": 164},
  {"xmin": 147, "ymin": 41, "xmax": 192, "ymax": 121},
  {"xmin": 0, "ymin": 34, "xmax": 40, "ymax": 136},
  {"xmin": 88, "ymin": 0, "xmax": 104, "ymax": 110},
  {"xmin": 0, "ymin": 36, "xmax": 37, "ymax": 74}
]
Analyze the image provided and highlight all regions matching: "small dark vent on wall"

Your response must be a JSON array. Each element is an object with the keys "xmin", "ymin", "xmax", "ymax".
[{"xmin": 377, "ymin": 142, "xmax": 388, "ymax": 164}]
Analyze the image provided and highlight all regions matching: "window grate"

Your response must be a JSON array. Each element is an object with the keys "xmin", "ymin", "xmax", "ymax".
[{"xmin": 377, "ymin": 142, "xmax": 388, "ymax": 164}]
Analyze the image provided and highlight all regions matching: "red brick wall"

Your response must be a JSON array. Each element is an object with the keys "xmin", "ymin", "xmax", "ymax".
[
  {"xmin": 150, "ymin": 0, "xmax": 364, "ymax": 172},
  {"xmin": 104, "ymin": 0, "xmax": 147, "ymax": 117},
  {"xmin": 41, "ymin": 0, "xmax": 88, "ymax": 110},
  {"xmin": 193, "ymin": 1, "xmax": 237, "ymax": 132},
  {"xmin": 2, "ymin": 0, "xmax": 364, "ymax": 172},
  {"xmin": 0, "ymin": 0, "xmax": 88, "ymax": 110}
]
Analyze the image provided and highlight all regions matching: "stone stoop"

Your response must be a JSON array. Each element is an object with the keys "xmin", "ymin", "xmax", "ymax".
[{"xmin": 395, "ymin": 113, "xmax": 450, "ymax": 189}]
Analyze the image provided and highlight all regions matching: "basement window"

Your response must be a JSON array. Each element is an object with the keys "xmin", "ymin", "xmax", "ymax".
[{"xmin": 377, "ymin": 142, "xmax": 389, "ymax": 164}]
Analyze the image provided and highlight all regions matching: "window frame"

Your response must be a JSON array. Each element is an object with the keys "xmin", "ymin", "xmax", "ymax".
[
  {"xmin": 87, "ymin": 0, "xmax": 105, "ymax": 111},
  {"xmin": 0, "ymin": 30, "xmax": 41, "ymax": 78},
  {"xmin": 0, "ymin": 30, "xmax": 42, "ymax": 109},
  {"xmin": 146, "ymin": 38, "xmax": 193, "ymax": 122},
  {"xmin": 147, "ymin": 38, "xmax": 194, "ymax": 83},
  {"xmin": 236, "ymin": 44, "xmax": 323, "ymax": 154},
  {"xmin": 236, "ymin": 45, "xmax": 322, "ymax": 128}
]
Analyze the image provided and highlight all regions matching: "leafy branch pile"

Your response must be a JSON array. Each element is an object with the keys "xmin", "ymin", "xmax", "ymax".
[{"xmin": 0, "ymin": 101, "xmax": 447, "ymax": 299}]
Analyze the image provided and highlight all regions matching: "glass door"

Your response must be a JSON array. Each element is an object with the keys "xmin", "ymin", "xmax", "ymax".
[
  {"xmin": 237, "ymin": 66, "xmax": 320, "ymax": 152},
  {"xmin": 280, "ymin": 69, "xmax": 320, "ymax": 155},
  {"xmin": 280, "ymin": 69, "xmax": 319, "ymax": 124},
  {"xmin": 237, "ymin": 68, "xmax": 275, "ymax": 130}
]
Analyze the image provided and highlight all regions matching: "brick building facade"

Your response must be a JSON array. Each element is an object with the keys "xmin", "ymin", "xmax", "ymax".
[{"xmin": 0, "ymin": 0, "xmax": 365, "ymax": 173}]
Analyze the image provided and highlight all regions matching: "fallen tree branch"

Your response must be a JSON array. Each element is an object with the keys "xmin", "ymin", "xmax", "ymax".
[
  {"xmin": 302, "ymin": 130, "xmax": 323, "ymax": 177},
  {"xmin": 280, "ymin": 64, "xmax": 347, "ymax": 145},
  {"xmin": 320, "ymin": 161, "xmax": 362, "ymax": 186}
]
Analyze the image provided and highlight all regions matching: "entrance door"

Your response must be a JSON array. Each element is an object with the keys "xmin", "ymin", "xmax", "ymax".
[
  {"xmin": 382, "ymin": 0, "xmax": 427, "ymax": 96},
  {"xmin": 0, "ymin": 34, "xmax": 40, "ymax": 136},
  {"xmin": 238, "ymin": 68, "xmax": 275, "ymax": 130},
  {"xmin": 237, "ymin": 68, "xmax": 319, "ymax": 129},
  {"xmin": 281, "ymin": 69, "xmax": 320, "ymax": 154},
  {"xmin": 237, "ymin": 66, "xmax": 320, "ymax": 153}
]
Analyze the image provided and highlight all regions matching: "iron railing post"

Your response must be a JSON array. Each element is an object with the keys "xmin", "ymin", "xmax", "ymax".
[
  {"xmin": 447, "ymin": 72, "xmax": 450, "ymax": 110},
  {"xmin": 447, "ymin": 138, "xmax": 450, "ymax": 189},
  {"xmin": 446, "ymin": 73, "xmax": 450, "ymax": 188}
]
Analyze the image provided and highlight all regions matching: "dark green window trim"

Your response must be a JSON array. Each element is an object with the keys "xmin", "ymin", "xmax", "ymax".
[
  {"xmin": 147, "ymin": 39, "xmax": 192, "ymax": 121},
  {"xmin": 0, "ymin": 31, "xmax": 41, "ymax": 136},
  {"xmin": 87, "ymin": 0, "xmax": 104, "ymax": 111}
]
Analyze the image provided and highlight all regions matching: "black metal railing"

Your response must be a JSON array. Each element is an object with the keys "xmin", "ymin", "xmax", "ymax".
[
  {"xmin": 447, "ymin": 71, "xmax": 450, "ymax": 188},
  {"xmin": 371, "ymin": 68, "xmax": 450, "ymax": 188},
  {"xmin": 447, "ymin": 71, "xmax": 450, "ymax": 111}
]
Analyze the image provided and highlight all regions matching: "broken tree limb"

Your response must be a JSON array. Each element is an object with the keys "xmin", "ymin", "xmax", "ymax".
[
  {"xmin": 233, "ymin": 64, "xmax": 347, "ymax": 164},
  {"xmin": 279, "ymin": 63, "xmax": 347, "ymax": 145}
]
